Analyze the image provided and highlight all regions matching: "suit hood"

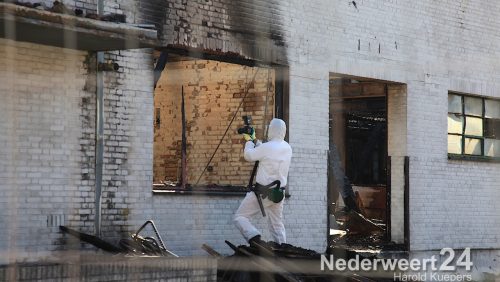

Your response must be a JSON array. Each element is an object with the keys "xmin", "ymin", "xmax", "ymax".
[{"xmin": 268, "ymin": 118, "xmax": 286, "ymax": 141}]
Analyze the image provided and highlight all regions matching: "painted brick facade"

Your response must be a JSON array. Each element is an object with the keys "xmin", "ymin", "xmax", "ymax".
[
  {"xmin": 387, "ymin": 85, "xmax": 407, "ymax": 244},
  {"xmin": 160, "ymin": 0, "xmax": 288, "ymax": 64},
  {"xmin": 1, "ymin": 0, "xmax": 500, "ymax": 276},
  {"xmin": 0, "ymin": 0, "xmax": 156, "ymax": 262},
  {"xmin": 0, "ymin": 39, "xmax": 157, "ymax": 262},
  {"xmin": 293, "ymin": 0, "xmax": 500, "ymax": 273},
  {"xmin": 126, "ymin": 0, "xmax": 500, "ymax": 267},
  {"xmin": 0, "ymin": 39, "xmax": 89, "ymax": 261}
]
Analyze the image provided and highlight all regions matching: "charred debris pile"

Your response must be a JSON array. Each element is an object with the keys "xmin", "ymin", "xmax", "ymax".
[
  {"xmin": 330, "ymin": 209, "xmax": 406, "ymax": 259},
  {"xmin": 60, "ymin": 220, "xmax": 179, "ymax": 257},
  {"xmin": 60, "ymin": 213, "xmax": 405, "ymax": 281},
  {"xmin": 213, "ymin": 211, "xmax": 404, "ymax": 282}
]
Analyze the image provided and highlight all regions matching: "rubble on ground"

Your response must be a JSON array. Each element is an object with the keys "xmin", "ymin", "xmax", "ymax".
[
  {"xmin": 60, "ymin": 214, "xmax": 404, "ymax": 281},
  {"xmin": 60, "ymin": 221, "xmax": 178, "ymax": 257},
  {"xmin": 329, "ymin": 208, "xmax": 407, "ymax": 263},
  {"xmin": 212, "ymin": 211, "xmax": 405, "ymax": 282},
  {"xmin": 338, "ymin": 210, "xmax": 385, "ymax": 235},
  {"xmin": 216, "ymin": 240, "xmax": 374, "ymax": 282}
]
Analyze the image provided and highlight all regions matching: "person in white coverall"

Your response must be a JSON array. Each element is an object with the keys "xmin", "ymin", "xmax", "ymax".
[{"xmin": 233, "ymin": 118, "xmax": 292, "ymax": 244}]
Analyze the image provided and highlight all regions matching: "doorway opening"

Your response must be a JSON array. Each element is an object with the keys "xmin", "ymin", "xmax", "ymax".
[{"xmin": 328, "ymin": 74, "xmax": 406, "ymax": 253}]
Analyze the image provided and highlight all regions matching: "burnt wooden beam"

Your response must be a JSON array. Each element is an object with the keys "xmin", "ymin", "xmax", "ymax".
[
  {"xmin": 224, "ymin": 241, "xmax": 300, "ymax": 282},
  {"xmin": 0, "ymin": 3, "xmax": 158, "ymax": 51},
  {"xmin": 59, "ymin": 226, "xmax": 122, "ymax": 253},
  {"xmin": 153, "ymin": 51, "xmax": 168, "ymax": 88},
  {"xmin": 164, "ymin": 45, "xmax": 257, "ymax": 67},
  {"xmin": 180, "ymin": 86, "xmax": 187, "ymax": 189},
  {"xmin": 327, "ymin": 142, "xmax": 360, "ymax": 213},
  {"xmin": 404, "ymin": 156, "xmax": 410, "ymax": 251},
  {"xmin": 385, "ymin": 85, "xmax": 391, "ymax": 242},
  {"xmin": 386, "ymin": 156, "xmax": 392, "ymax": 241},
  {"xmin": 201, "ymin": 244, "xmax": 222, "ymax": 258}
]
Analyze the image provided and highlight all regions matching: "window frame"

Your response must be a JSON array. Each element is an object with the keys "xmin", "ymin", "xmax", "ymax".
[
  {"xmin": 152, "ymin": 49, "xmax": 290, "ymax": 194},
  {"xmin": 448, "ymin": 92, "xmax": 500, "ymax": 162}
]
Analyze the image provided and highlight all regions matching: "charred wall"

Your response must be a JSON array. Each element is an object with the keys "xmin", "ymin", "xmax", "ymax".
[
  {"xmin": 136, "ymin": 0, "xmax": 169, "ymax": 38},
  {"xmin": 161, "ymin": 0, "xmax": 288, "ymax": 64}
]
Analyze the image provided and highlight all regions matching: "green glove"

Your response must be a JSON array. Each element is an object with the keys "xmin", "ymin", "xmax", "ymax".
[{"xmin": 243, "ymin": 128, "xmax": 256, "ymax": 141}]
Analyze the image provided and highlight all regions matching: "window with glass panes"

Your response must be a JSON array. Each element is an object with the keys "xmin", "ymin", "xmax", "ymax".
[{"xmin": 448, "ymin": 93, "xmax": 500, "ymax": 158}]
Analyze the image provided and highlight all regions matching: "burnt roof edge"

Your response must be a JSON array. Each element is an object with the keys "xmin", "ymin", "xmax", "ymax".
[{"xmin": 0, "ymin": 3, "xmax": 159, "ymax": 51}]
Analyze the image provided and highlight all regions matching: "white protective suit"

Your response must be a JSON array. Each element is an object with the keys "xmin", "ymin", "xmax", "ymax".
[{"xmin": 233, "ymin": 118, "xmax": 292, "ymax": 244}]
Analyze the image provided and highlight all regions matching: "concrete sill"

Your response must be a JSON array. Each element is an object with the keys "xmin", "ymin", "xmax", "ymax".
[
  {"xmin": 0, "ymin": 2, "xmax": 158, "ymax": 51},
  {"xmin": 153, "ymin": 184, "xmax": 248, "ymax": 197},
  {"xmin": 153, "ymin": 184, "xmax": 292, "ymax": 198},
  {"xmin": 153, "ymin": 189, "xmax": 247, "ymax": 197},
  {"xmin": 448, "ymin": 154, "xmax": 500, "ymax": 163}
]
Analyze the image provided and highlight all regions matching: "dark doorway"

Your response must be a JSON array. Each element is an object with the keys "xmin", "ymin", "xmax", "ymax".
[
  {"xmin": 328, "ymin": 76, "xmax": 389, "ymax": 251},
  {"xmin": 344, "ymin": 97, "xmax": 387, "ymax": 186}
]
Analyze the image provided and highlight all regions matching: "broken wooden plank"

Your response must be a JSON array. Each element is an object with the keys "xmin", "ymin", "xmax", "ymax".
[
  {"xmin": 201, "ymin": 244, "xmax": 222, "ymax": 258},
  {"xmin": 225, "ymin": 241, "xmax": 302, "ymax": 282},
  {"xmin": 249, "ymin": 240, "xmax": 274, "ymax": 257},
  {"xmin": 59, "ymin": 226, "xmax": 122, "ymax": 253}
]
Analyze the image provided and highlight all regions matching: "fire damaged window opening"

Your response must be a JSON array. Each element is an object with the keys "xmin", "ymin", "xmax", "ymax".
[
  {"xmin": 448, "ymin": 92, "xmax": 500, "ymax": 161},
  {"xmin": 328, "ymin": 76, "xmax": 397, "ymax": 251},
  {"xmin": 152, "ymin": 52, "xmax": 288, "ymax": 193}
]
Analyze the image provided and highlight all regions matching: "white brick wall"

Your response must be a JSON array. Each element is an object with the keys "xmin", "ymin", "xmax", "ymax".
[
  {"xmin": 0, "ymin": 38, "xmax": 88, "ymax": 263},
  {"xmin": 2, "ymin": 0, "xmax": 500, "ymax": 274},
  {"xmin": 387, "ymin": 85, "xmax": 407, "ymax": 244},
  {"xmin": 286, "ymin": 69, "xmax": 330, "ymax": 252},
  {"xmin": 283, "ymin": 0, "xmax": 500, "ymax": 267}
]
